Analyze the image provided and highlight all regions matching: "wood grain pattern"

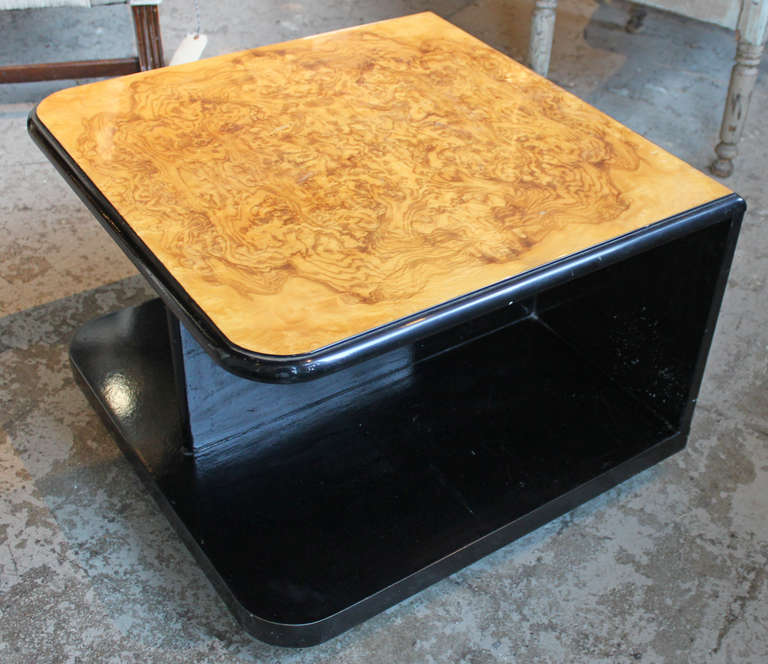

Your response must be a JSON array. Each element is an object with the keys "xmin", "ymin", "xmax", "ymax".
[{"xmin": 36, "ymin": 12, "xmax": 731, "ymax": 356}]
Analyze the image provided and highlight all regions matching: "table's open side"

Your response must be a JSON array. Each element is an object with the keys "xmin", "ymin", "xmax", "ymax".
[{"xmin": 68, "ymin": 199, "xmax": 742, "ymax": 645}]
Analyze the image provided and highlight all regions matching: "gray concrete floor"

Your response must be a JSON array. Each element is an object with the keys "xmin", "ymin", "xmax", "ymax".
[{"xmin": 1, "ymin": 1, "xmax": 767, "ymax": 662}]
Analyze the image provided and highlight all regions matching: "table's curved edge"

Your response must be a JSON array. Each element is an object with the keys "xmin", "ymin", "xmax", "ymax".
[{"xmin": 29, "ymin": 108, "xmax": 746, "ymax": 383}]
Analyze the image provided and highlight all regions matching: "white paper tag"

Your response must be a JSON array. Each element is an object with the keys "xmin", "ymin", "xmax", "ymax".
[{"xmin": 169, "ymin": 33, "xmax": 209, "ymax": 66}]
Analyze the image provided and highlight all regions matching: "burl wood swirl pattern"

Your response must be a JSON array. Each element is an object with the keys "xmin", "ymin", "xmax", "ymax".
[{"xmin": 36, "ymin": 12, "xmax": 730, "ymax": 356}]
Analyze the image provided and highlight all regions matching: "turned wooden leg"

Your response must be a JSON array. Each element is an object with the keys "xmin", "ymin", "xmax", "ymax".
[
  {"xmin": 625, "ymin": 4, "xmax": 648, "ymax": 34},
  {"xmin": 711, "ymin": 1, "xmax": 768, "ymax": 177},
  {"xmin": 711, "ymin": 40, "xmax": 764, "ymax": 177},
  {"xmin": 529, "ymin": 0, "xmax": 558, "ymax": 76},
  {"xmin": 132, "ymin": 4, "xmax": 165, "ymax": 71}
]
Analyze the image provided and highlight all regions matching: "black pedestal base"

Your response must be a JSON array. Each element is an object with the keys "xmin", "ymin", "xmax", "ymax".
[{"xmin": 71, "ymin": 298, "xmax": 686, "ymax": 646}]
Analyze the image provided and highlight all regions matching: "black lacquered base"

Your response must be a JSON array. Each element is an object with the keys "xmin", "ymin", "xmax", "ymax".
[{"xmin": 71, "ymin": 298, "xmax": 688, "ymax": 647}]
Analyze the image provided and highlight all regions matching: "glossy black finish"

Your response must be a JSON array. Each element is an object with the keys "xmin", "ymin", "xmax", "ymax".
[
  {"xmin": 29, "ymin": 110, "xmax": 745, "ymax": 383},
  {"xmin": 68, "ymin": 209, "xmax": 743, "ymax": 646},
  {"xmin": 70, "ymin": 300, "xmax": 674, "ymax": 645},
  {"xmin": 168, "ymin": 302, "xmax": 532, "ymax": 452},
  {"xmin": 537, "ymin": 218, "xmax": 736, "ymax": 437}
]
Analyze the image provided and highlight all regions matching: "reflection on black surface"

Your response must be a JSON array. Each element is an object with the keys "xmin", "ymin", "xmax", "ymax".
[
  {"xmin": 171, "ymin": 317, "xmax": 672, "ymax": 623},
  {"xmin": 69, "ymin": 216, "xmax": 735, "ymax": 639},
  {"xmin": 72, "ymin": 299, "xmax": 673, "ymax": 625}
]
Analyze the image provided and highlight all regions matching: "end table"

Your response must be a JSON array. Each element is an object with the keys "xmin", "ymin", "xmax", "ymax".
[{"xmin": 30, "ymin": 12, "xmax": 744, "ymax": 646}]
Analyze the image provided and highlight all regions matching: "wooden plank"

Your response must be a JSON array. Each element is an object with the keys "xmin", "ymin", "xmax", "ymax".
[
  {"xmin": 0, "ymin": 58, "xmax": 140, "ymax": 84},
  {"xmin": 35, "ymin": 12, "xmax": 731, "ymax": 356}
]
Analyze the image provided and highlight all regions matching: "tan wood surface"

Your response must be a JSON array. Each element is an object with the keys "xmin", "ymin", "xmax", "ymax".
[{"xmin": 36, "ymin": 12, "xmax": 731, "ymax": 356}]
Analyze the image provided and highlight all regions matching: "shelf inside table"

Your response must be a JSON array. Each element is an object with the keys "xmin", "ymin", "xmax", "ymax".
[
  {"xmin": 71, "ymin": 298, "xmax": 676, "ymax": 630},
  {"xmin": 68, "ymin": 212, "xmax": 738, "ymax": 644}
]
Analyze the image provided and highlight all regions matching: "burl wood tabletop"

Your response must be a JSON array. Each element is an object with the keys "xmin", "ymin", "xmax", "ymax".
[{"xmin": 36, "ymin": 12, "xmax": 730, "ymax": 356}]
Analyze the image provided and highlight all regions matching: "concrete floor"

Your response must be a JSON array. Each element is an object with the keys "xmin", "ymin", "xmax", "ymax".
[{"xmin": 1, "ymin": 1, "xmax": 767, "ymax": 662}]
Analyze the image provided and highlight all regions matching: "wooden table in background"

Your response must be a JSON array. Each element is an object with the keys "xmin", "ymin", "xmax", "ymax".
[{"xmin": 528, "ymin": 0, "xmax": 768, "ymax": 177}]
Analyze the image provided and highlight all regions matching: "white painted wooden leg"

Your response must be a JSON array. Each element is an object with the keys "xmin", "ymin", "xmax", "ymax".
[
  {"xmin": 529, "ymin": 0, "xmax": 558, "ymax": 76},
  {"xmin": 712, "ymin": 41, "xmax": 765, "ymax": 176},
  {"xmin": 711, "ymin": 0, "xmax": 768, "ymax": 177}
]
